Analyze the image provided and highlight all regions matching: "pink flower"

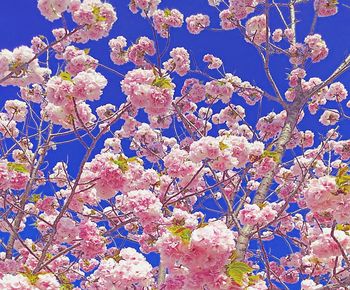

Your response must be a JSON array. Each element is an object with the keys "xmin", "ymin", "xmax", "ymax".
[
  {"xmin": 304, "ymin": 34, "xmax": 329, "ymax": 63},
  {"xmin": 121, "ymin": 68, "xmax": 175, "ymax": 116},
  {"xmin": 319, "ymin": 110, "xmax": 340, "ymax": 125},
  {"xmin": 128, "ymin": 36, "xmax": 156, "ymax": 66},
  {"xmin": 272, "ymin": 28, "xmax": 283, "ymax": 42},
  {"xmin": 163, "ymin": 47, "xmax": 190, "ymax": 76},
  {"xmin": 84, "ymin": 247, "xmax": 154, "ymax": 288},
  {"xmin": 109, "ymin": 36, "xmax": 128, "ymax": 65},
  {"xmin": 186, "ymin": 14, "xmax": 210, "ymax": 34},
  {"xmin": 153, "ymin": 9, "xmax": 184, "ymax": 38},
  {"xmin": 72, "ymin": 69, "xmax": 107, "ymax": 101},
  {"xmin": 326, "ymin": 82, "xmax": 348, "ymax": 101},
  {"xmin": 219, "ymin": 9, "xmax": 237, "ymax": 30},
  {"xmin": 72, "ymin": 0, "xmax": 117, "ymax": 41},
  {"xmin": 37, "ymin": 0, "xmax": 72, "ymax": 21},
  {"xmin": 4, "ymin": 100, "xmax": 27, "ymax": 122},
  {"xmin": 245, "ymin": 14, "xmax": 269, "ymax": 46},
  {"xmin": 203, "ymin": 54, "xmax": 223, "ymax": 69},
  {"xmin": 314, "ymin": 0, "xmax": 338, "ymax": 17}
]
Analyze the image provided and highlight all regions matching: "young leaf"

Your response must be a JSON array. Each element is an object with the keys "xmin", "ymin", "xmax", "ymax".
[
  {"xmin": 219, "ymin": 141, "xmax": 229, "ymax": 150},
  {"xmin": 261, "ymin": 150, "xmax": 280, "ymax": 162},
  {"xmin": 336, "ymin": 166, "xmax": 350, "ymax": 194},
  {"xmin": 152, "ymin": 77, "xmax": 173, "ymax": 89},
  {"xmin": 226, "ymin": 261, "xmax": 253, "ymax": 286},
  {"xmin": 112, "ymin": 155, "xmax": 129, "ymax": 173},
  {"xmin": 7, "ymin": 162, "xmax": 29, "ymax": 173},
  {"xmin": 59, "ymin": 71, "xmax": 72, "ymax": 82},
  {"xmin": 167, "ymin": 225, "xmax": 192, "ymax": 244}
]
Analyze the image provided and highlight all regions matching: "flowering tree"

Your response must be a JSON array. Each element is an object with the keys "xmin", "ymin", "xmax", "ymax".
[{"xmin": 0, "ymin": 0, "xmax": 349, "ymax": 289}]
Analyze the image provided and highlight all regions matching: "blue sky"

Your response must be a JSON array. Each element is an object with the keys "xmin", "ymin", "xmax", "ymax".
[{"xmin": 0, "ymin": 1, "xmax": 350, "ymax": 288}]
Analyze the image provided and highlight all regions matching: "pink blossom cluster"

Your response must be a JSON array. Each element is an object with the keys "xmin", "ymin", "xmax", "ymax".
[
  {"xmin": 256, "ymin": 110, "xmax": 287, "ymax": 140},
  {"xmin": 116, "ymin": 189, "xmax": 163, "ymax": 233},
  {"xmin": 311, "ymin": 228, "xmax": 350, "ymax": 259},
  {"xmin": 229, "ymin": 0, "xmax": 264, "ymax": 20},
  {"xmin": 272, "ymin": 28, "xmax": 295, "ymax": 43},
  {"xmin": 84, "ymin": 152, "xmax": 128, "ymax": 199},
  {"xmin": 289, "ymin": 34, "xmax": 328, "ymax": 65},
  {"xmin": 31, "ymin": 36, "xmax": 46, "ymax": 54},
  {"xmin": 0, "ymin": 160, "xmax": 29, "ymax": 191},
  {"xmin": 47, "ymin": 69, "xmax": 107, "ymax": 104},
  {"xmin": 185, "ymin": 14, "xmax": 210, "ymax": 34},
  {"xmin": 218, "ymin": 0, "xmax": 264, "ymax": 30},
  {"xmin": 129, "ymin": 0, "xmax": 161, "ymax": 15},
  {"xmin": 0, "ymin": 112, "xmax": 20, "ymax": 138},
  {"xmin": 188, "ymin": 135, "xmax": 264, "ymax": 171},
  {"xmin": 63, "ymin": 46, "xmax": 98, "ymax": 75},
  {"xmin": 37, "ymin": 0, "xmax": 73, "ymax": 21},
  {"xmin": 164, "ymin": 147, "xmax": 201, "ymax": 179},
  {"xmin": 108, "ymin": 36, "xmax": 128, "ymax": 65},
  {"xmin": 51, "ymin": 28, "xmax": 72, "ymax": 56},
  {"xmin": 203, "ymin": 54, "xmax": 223, "ymax": 69},
  {"xmin": 180, "ymin": 78, "xmax": 206, "ymax": 103},
  {"xmin": 325, "ymin": 82, "xmax": 348, "ymax": 101},
  {"xmin": 205, "ymin": 76, "xmax": 235, "ymax": 104},
  {"xmin": 245, "ymin": 14, "xmax": 268, "ymax": 46},
  {"xmin": 303, "ymin": 175, "xmax": 350, "ymax": 224},
  {"xmin": 314, "ymin": 0, "xmax": 338, "ymax": 17},
  {"xmin": 238, "ymin": 202, "xmax": 279, "ymax": 226},
  {"xmin": 157, "ymin": 220, "xmax": 236, "ymax": 289},
  {"xmin": 0, "ymin": 273, "xmax": 60, "ymax": 290},
  {"xmin": 128, "ymin": 36, "xmax": 156, "ymax": 67},
  {"xmin": 163, "ymin": 47, "xmax": 190, "ymax": 76},
  {"xmin": 288, "ymin": 68, "xmax": 306, "ymax": 88},
  {"xmin": 121, "ymin": 68, "xmax": 175, "ymax": 115},
  {"xmin": 219, "ymin": 9, "xmax": 237, "ymax": 30},
  {"xmin": 212, "ymin": 105, "xmax": 246, "ymax": 129},
  {"xmin": 20, "ymin": 84, "xmax": 43, "ymax": 103},
  {"xmin": 4, "ymin": 99, "xmax": 28, "ymax": 122},
  {"xmin": 130, "ymin": 123, "xmax": 166, "ymax": 162},
  {"xmin": 153, "ymin": 9, "xmax": 184, "ymax": 38},
  {"xmin": 42, "ymin": 68, "xmax": 106, "ymax": 128},
  {"xmin": 333, "ymin": 140, "xmax": 350, "ymax": 160},
  {"xmin": 41, "ymin": 100, "xmax": 96, "ymax": 129},
  {"xmin": 319, "ymin": 110, "xmax": 340, "ymax": 126},
  {"xmin": 83, "ymin": 247, "xmax": 154, "ymax": 289},
  {"xmin": 205, "ymin": 73, "xmax": 263, "ymax": 105},
  {"xmin": 0, "ymin": 46, "xmax": 51, "ymax": 87},
  {"xmin": 71, "ymin": 0, "xmax": 117, "ymax": 41},
  {"xmin": 304, "ymin": 34, "xmax": 329, "ymax": 63},
  {"xmin": 78, "ymin": 219, "xmax": 107, "ymax": 258}
]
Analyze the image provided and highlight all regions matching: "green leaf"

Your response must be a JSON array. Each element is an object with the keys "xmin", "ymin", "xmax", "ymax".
[
  {"xmin": 60, "ymin": 284, "xmax": 74, "ymax": 290},
  {"xmin": 261, "ymin": 150, "xmax": 280, "ymax": 163},
  {"xmin": 336, "ymin": 166, "xmax": 350, "ymax": 194},
  {"xmin": 111, "ymin": 155, "xmax": 142, "ymax": 173},
  {"xmin": 59, "ymin": 71, "xmax": 72, "ymax": 82},
  {"xmin": 248, "ymin": 274, "xmax": 262, "ymax": 286},
  {"xmin": 92, "ymin": 6, "xmax": 107, "ymax": 22},
  {"xmin": 336, "ymin": 224, "xmax": 350, "ymax": 232},
  {"xmin": 219, "ymin": 141, "xmax": 229, "ymax": 151},
  {"xmin": 164, "ymin": 8, "xmax": 172, "ymax": 17},
  {"xmin": 112, "ymin": 155, "xmax": 129, "ymax": 173},
  {"xmin": 83, "ymin": 48, "xmax": 90, "ymax": 55},
  {"xmin": 226, "ymin": 261, "xmax": 253, "ymax": 286},
  {"xmin": 30, "ymin": 194, "xmax": 41, "ymax": 203},
  {"xmin": 127, "ymin": 156, "xmax": 142, "ymax": 164},
  {"xmin": 168, "ymin": 225, "xmax": 192, "ymax": 244},
  {"xmin": 152, "ymin": 77, "xmax": 173, "ymax": 89},
  {"xmin": 22, "ymin": 271, "xmax": 39, "ymax": 285},
  {"xmin": 7, "ymin": 162, "xmax": 29, "ymax": 173}
]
